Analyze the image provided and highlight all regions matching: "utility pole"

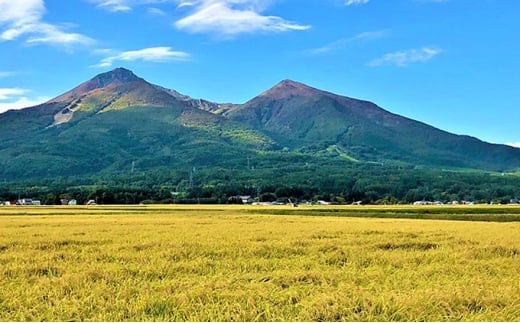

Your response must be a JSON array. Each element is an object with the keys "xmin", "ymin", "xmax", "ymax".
[{"xmin": 189, "ymin": 167, "xmax": 194, "ymax": 189}]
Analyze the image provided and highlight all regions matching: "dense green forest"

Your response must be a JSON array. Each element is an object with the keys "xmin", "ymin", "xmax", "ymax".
[
  {"xmin": 2, "ymin": 69, "xmax": 520, "ymax": 206},
  {"xmin": 2, "ymin": 162, "xmax": 519, "ymax": 205}
]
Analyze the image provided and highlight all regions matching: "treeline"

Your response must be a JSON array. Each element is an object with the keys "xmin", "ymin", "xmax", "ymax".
[{"xmin": 1, "ymin": 164, "xmax": 519, "ymax": 205}]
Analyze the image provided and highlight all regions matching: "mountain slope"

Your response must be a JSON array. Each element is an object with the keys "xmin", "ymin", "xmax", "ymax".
[
  {"xmin": 227, "ymin": 80, "xmax": 520, "ymax": 170},
  {"xmin": 0, "ymin": 68, "xmax": 519, "ymax": 182},
  {"xmin": 0, "ymin": 68, "xmax": 271, "ymax": 180},
  {"xmin": 45, "ymin": 68, "xmax": 191, "ymax": 127}
]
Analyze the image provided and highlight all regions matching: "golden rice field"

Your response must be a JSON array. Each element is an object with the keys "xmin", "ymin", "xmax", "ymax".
[{"xmin": 0, "ymin": 205, "xmax": 519, "ymax": 321}]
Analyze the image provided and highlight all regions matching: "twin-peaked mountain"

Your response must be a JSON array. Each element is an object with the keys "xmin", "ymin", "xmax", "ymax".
[{"xmin": 1, "ymin": 67, "xmax": 519, "ymax": 180}]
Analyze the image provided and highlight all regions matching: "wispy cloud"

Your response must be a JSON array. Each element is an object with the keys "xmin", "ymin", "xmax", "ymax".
[
  {"xmin": 304, "ymin": 29, "xmax": 389, "ymax": 55},
  {"xmin": 0, "ymin": 87, "xmax": 49, "ymax": 113},
  {"xmin": 96, "ymin": 0, "xmax": 132, "ymax": 12},
  {"xmin": 177, "ymin": 1, "xmax": 196, "ymax": 8},
  {"xmin": 368, "ymin": 47, "xmax": 442, "ymax": 67},
  {"xmin": 0, "ymin": 0, "xmax": 94, "ymax": 48},
  {"xmin": 148, "ymin": 7, "xmax": 168, "ymax": 15},
  {"xmin": 93, "ymin": 46, "xmax": 190, "ymax": 67},
  {"xmin": 0, "ymin": 71, "xmax": 16, "ymax": 79},
  {"xmin": 506, "ymin": 142, "xmax": 520, "ymax": 149},
  {"xmin": 89, "ymin": 0, "xmax": 177, "ymax": 12},
  {"xmin": 0, "ymin": 88, "xmax": 28, "ymax": 100},
  {"xmin": 345, "ymin": 0, "xmax": 369, "ymax": 5},
  {"xmin": 174, "ymin": 0, "xmax": 311, "ymax": 37},
  {"xmin": 88, "ymin": 0, "xmax": 310, "ymax": 37},
  {"xmin": 0, "ymin": 96, "xmax": 50, "ymax": 113}
]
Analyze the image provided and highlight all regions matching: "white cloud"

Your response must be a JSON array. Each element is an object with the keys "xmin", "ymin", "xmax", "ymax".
[
  {"xmin": 0, "ymin": 71, "xmax": 16, "ymax": 78},
  {"xmin": 94, "ymin": 46, "xmax": 190, "ymax": 67},
  {"xmin": 174, "ymin": 0, "xmax": 311, "ymax": 37},
  {"xmin": 90, "ymin": 0, "xmax": 133, "ymax": 12},
  {"xmin": 148, "ymin": 7, "xmax": 168, "ymax": 15},
  {"xmin": 0, "ymin": 0, "xmax": 94, "ymax": 47},
  {"xmin": 368, "ymin": 47, "xmax": 442, "ymax": 67},
  {"xmin": 88, "ymin": 0, "xmax": 309, "ymax": 37},
  {"xmin": 506, "ymin": 142, "xmax": 520, "ymax": 149},
  {"xmin": 352, "ymin": 30, "xmax": 389, "ymax": 41},
  {"xmin": 0, "ymin": 88, "xmax": 29, "ymax": 100},
  {"xmin": 345, "ymin": 0, "xmax": 369, "ymax": 5},
  {"xmin": 89, "ymin": 0, "xmax": 176, "ymax": 12},
  {"xmin": 25, "ymin": 24, "xmax": 94, "ymax": 46},
  {"xmin": 304, "ymin": 29, "xmax": 389, "ymax": 55},
  {"xmin": 0, "ymin": 96, "xmax": 50, "ymax": 114},
  {"xmin": 0, "ymin": 87, "xmax": 49, "ymax": 113},
  {"xmin": 177, "ymin": 1, "xmax": 196, "ymax": 8}
]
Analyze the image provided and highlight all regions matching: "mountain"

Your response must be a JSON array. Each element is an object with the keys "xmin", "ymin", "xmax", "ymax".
[
  {"xmin": 227, "ymin": 80, "xmax": 520, "ymax": 170},
  {"xmin": 0, "ymin": 68, "xmax": 270, "ymax": 180},
  {"xmin": 0, "ymin": 68, "xmax": 519, "ymax": 182},
  {"xmin": 46, "ymin": 67, "xmax": 189, "ymax": 127}
]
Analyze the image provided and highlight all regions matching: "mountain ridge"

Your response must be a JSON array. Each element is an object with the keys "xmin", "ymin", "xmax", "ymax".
[
  {"xmin": 0, "ymin": 67, "xmax": 519, "ymax": 182},
  {"xmin": 48, "ymin": 68, "xmax": 145, "ymax": 103}
]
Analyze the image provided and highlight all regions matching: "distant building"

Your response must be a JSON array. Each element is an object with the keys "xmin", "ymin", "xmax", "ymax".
[
  {"xmin": 17, "ymin": 198, "xmax": 33, "ymax": 205},
  {"xmin": 240, "ymin": 196, "xmax": 254, "ymax": 204},
  {"xmin": 413, "ymin": 201, "xmax": 433, "ymax": 205}
]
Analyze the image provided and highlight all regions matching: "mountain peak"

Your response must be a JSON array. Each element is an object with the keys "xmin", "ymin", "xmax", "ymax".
[
  {"xmin": 49, "ymin": 68, "xmax": 145, "ymax": 103},
  {"xmin": 278, "ymin": 79, "xmax": 304, "ymax": 86},
  {"xmin": 258, "ymin": 79, "xmax": 320, "ymax": 100},
  {"xmin": 90, "ymin": 67, "xmax": 143, "ymax": 88},
  {"xmin": 275, "ymin": 79, "xmax": 312, "ymax": 90}
]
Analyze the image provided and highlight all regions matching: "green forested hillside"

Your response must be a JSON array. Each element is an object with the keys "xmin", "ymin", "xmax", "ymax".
[
  {"xmin": 227, "ymin": 80, "xmax": 520, "ymax": 171},
  {"xmin": 1, "ymin": 68, "xmax": 519, "ymax": 204}
]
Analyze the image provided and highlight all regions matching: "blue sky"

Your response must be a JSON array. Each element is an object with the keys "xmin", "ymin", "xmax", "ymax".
[{"xmin": 1, "ymin": 0, "xmax": 519, "ymax": 147}]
